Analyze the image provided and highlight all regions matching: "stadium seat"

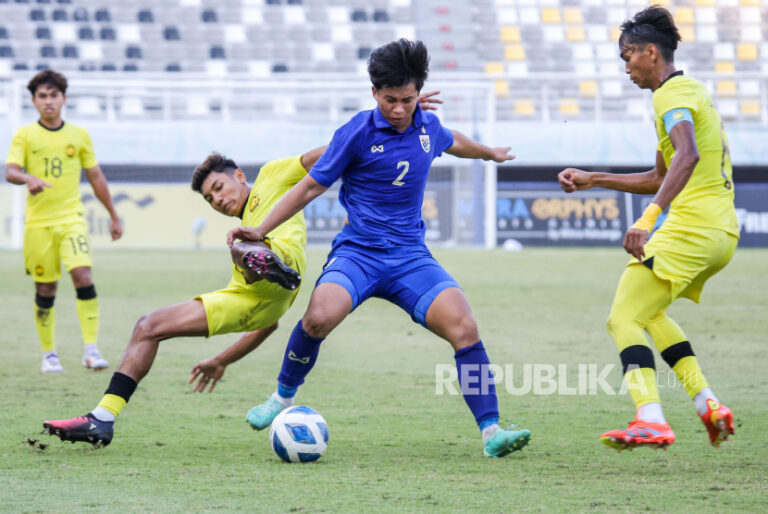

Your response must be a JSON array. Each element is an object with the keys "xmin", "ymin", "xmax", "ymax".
[
  {"xmin": 514, "ymin": 98, "xmax": 536, "ymax": 116},
  {"xmin": 579, "ymin": 80, "xmax": 597, "ymax": 98},
  {"xmin": 163, "ymin": 26, "xmax": 180, "ymax": 41},
  {"xmin": 566, "ymin": 27, "xmax": 586, "ymax": 42},
  {"xmin": 716, "ymin": 80, "xmax": 737, "ymax": 97},
  {"xmin": 40, "ymin": 45, "xmax": 56, "ymax": 57},
  {"xmin": 351, "ymin": 10, "xmax": 367, "ymax": 22},
  {"xmin": 94, "ymin": 9, "xmax": 110, "ymax": 23},
  {"xmin": 125, "ymin": 45, "xmax": 142, "ymax": 59},
  {"xmin": 166, "ymin": 62, "xmax": 181, "ymax": 72},
  {"xmin": 36, "ymin": 26, "xmax": 51, "ymax": 39},
  {"xmin": 138, "ymin": 9, "xmax": 154, "ymax": 23},
  {"xmin": 73, "ymin": 7, "xmax": 87, "ymax": 22},
  {"xmin": 62, "ymin": 44, "xmax": 77, "ymax": 58},
  {"xmin": 740, "ymin": 99, "xmax": 761, "ymax": 117},
  {"xmin": 0, "ymin": 27, "xmax": 7, "ymax": 39},
  {"xmin": 542, "ymin": 7, "xmax": 561, "ymax": 24},
  {"xmin": 123, "ymin": 63, "xmax": 138, "ymax": 72},
  {"xmin": 737, "ymin": 43, "xmax": 758, "ymax": 61},
  {"xmin": 100, "ymin": 27, "xmax": 115, "ymax": 40},
  {"xmin": 494, "ymin": 80, "xmax": 509, "ymax": 98},
  {"xmin": 559, "ymin": 98, "xmax": 580, "ymax": 115},
  {"xmin": 13, "ymin": 62, "xmax": 28, "ymax": 71},
  {"xmin": 0, "ymin": 45, "xmax": 13, "ymax": 57},
  {"xmin": 716, "ymin": 61, "xmax": 735, "ymax": 73},
  {"xmin": 504, "ymin": 45, "xmax": 525, "ymax": 61},
  {"xmin": 52, "ymin": 9, "xmax": 67, "ymax": 21},
  {"xmin": 500, "ymin": 26, "xmax": 520, "ymax": 43},
  {"xmin": 30, "ymin": 9, "xmax": 44, "ymax": 21},
  {"xmin": 484, "ymin": 61, "xmax": 504, "ymax": 74},
  {"xmin": 373, "ymin": 10, "xmax": 389, "ymax": 22},
  {"xmin": 202, "ymin": 9, "xmax": 218, "ymax": 23},
  {"xmin": 209, "ymin": 45, "xmax": 225, "ymax": 59},
  {"xmin": 78, "ymin": 26, "xmax": 94, "ymax": 40}
]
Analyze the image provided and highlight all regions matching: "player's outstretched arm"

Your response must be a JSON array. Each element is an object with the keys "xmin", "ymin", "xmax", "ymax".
[
  {"xmin": 228, "ymin": 174, "xmax": 328, "ymax": 245},
  {"xmin": 190, "ymin": 323, "xmax": 279, "ymax": 393},
  {"xmin": 5, "ymin": 163, "xmax": 51, "ymax": 195},
  {"xmin": 85, "ymin": 165, "xmax": 123, "ymax": 240},
  {"xmin": 445, "ymin": 130, "xmax": 515, "ymax": 162},
  {"xmin": 559, "ymin": 151, "xmax": 668, "ymax": 195},
  {"xmin": 300, "ymin": 145, "xmax": 328, "ymax": 172}
]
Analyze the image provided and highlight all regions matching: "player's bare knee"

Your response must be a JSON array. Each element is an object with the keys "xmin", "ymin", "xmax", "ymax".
[
  {"xmin": 132, "ymin": 314, "xmax": 160, "ymax": 342},
  {"xmin": 451, "ymin": 314, "xmax": 480, "ymax": 346},
  {"xmin": 301, "ymin": 311, "xmax": 333, "ymax": 339}
]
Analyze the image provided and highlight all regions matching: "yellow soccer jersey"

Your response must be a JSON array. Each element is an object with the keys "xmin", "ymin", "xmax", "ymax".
[
  {"xmin": 6, "ymin": 121, "xmax": 98, "ymax": 228},
  {"xmin": 230, "ymin": 155, "xmax": 308, "ymax": 289},
  {"xmin": 652, "ymin": 74, "xmax": 739, "ymax": 237}
]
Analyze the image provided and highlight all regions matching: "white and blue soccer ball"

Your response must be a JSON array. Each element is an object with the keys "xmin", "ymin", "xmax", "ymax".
[{"xmin": 269, "ymin": 406, "xmax": 329, "ymax": 463}]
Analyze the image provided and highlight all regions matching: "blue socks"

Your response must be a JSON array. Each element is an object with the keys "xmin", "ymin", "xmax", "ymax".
[
  {"xmin": 276, "ymin": 320, "xmax": 324, "ymax": 397},
  {"xmin": 455, "ymin": 340, "xmax": 500, "ymax": 431}
]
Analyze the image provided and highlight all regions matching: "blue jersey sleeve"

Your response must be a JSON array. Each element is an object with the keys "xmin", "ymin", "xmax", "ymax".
[{"xmin": 309, "ymin": 119, "xmax": 364, "ymax": 187}]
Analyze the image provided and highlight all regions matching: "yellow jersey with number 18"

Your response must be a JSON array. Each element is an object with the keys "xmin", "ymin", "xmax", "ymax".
[
  {"xmin": 6, "ymin": 121, "xmax": 98, "ymax": 228},
  {"xmin": 652, "ymin": 74, "xmax": 739, "ymax": 237}
]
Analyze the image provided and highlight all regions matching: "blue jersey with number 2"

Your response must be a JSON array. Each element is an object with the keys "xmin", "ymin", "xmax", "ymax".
[{"xmin": 309, "ymin": 105, "xmax": 454, "ymax": 247}]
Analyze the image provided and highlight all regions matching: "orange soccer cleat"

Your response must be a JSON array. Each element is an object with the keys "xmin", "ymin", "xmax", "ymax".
[
  {"xmin": 699, "ymin": 399, "xmax": 735, "ymax": 448},
  {"xmin": 600, "ymin": 419, "xmax": 675, "ymax": 451}
]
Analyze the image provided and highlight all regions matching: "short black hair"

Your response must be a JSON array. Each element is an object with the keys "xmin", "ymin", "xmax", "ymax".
[
  {"xmin": 367, "ymin": 39, "xmax": 429, "ymax": 91},
  {"xmin": 619, "ymin": 6, "xmax": 681, "ymax": 63},
  {"xmin": 191, "ymin": 152, "xmax": 238, "ymax": 192},
  {"xmin": 27, "ymin": 69, "xmax": 68, "ymax": 96}
]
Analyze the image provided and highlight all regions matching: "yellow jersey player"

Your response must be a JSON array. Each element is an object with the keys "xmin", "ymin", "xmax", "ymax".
[
  {"xmin": 5, "ymin": 70, "xmax": 123, "ymax": 373},
  {"xmin": 41, "ymin": 148, "xmax": 325, "ymax": 446},
  {"xmin": 558, "ymin": 6, "xmax": 738, "ymax": 451}
]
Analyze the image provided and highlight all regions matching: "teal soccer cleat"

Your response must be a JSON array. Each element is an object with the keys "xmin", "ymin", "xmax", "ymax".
[
  {"xmin": 246, "ymin": 396, "xmax": 287, "ymax": 430},
  {"xmin": 483, "ymin": 425, "xmax": 531, "ymax": 458}
]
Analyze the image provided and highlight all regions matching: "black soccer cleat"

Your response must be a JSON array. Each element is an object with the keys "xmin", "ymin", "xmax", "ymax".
[
  {"xmin": 43, "ymin": 413, "xmax": 114, "ymax": 448},
  {"xmin": 243, "ymin": 249, "xmax": 301, "ymax": 290}
]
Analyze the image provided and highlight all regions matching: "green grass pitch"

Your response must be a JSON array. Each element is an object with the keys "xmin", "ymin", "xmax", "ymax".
[{"xmin": 1, "ymin": 247, "xmax": 766, "ymax": 511}]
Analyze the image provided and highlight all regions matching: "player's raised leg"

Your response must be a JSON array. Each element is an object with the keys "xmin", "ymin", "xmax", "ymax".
[
  {"xmin": 425, "ymin": 287, "xmax": 531, "ymax": 458},
  {"xmin": 646, "ymin": 312, "xmax": 734, "ymax": 446},
  {"xmin": 231, "ymin": 240, "xmax": 301, "ymax": 291},
  {"xmin": 600, "ymin": 265, "xmax": 675, "ymax": 451},
  {"xmin": 246, "ymin": 282, "xmax": 351, "ymax": 430},
  {"xmin": 43, "ymin": 300, "xmax": 210, "ymax": 446},
  {"xmin": 69, "ymin": 266, "xmax": 108, "ymax": 370}
]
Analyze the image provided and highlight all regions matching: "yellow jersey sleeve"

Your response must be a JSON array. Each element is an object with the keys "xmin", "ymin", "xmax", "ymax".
[
  {"xmin": 79, "ymin": 128, "xmax": 99, "ymax": 169},
  {"xmin": 651, "ymin": 75, "xmax": 738, "ymax": 237},
  {"xmin": 6, "ymin": 128, "xmax": 27, "ymax": 167}
]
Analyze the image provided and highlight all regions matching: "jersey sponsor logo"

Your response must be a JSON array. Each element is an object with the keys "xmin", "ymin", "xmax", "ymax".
[
  {"xmin": 287, "ymin": 351, "xmax": 310, "ymax": 364},
  {"xmin": 371, "ymin": 144, "xmax": 384, "ymax": 153},
  {"xmin": 323, "ymin": 257, "xmax": 337, "ymax": 269},
  {"xmin": 673, "ymin": 110, "xmax": 684, "ymax": 120},
  {"xmin": 419, "ymin": 134, "xmax": 430, "ymax": 153},
  {"xmin": 249, "ymin": 193, "xmax": 260, "ymax": 211},
  {"xmin": 65, "ymin": 144, "xmax": 76, "ymax": 157}
]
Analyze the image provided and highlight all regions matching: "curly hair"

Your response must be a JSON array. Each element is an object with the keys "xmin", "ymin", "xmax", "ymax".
[
  {"xmin": 191, "ymin": 152, "xmax": 239, "ymax": 192},
  {"xmin": 27, "ymin": 69, "xmax": 68, "ymax": 96},
  {"xmin": 367, "ymin": 39, "xmax": 429, "ymax": 91},
  {"xmin": 619, "ymin": 6, "xmax": 681, "ymax": 62}
]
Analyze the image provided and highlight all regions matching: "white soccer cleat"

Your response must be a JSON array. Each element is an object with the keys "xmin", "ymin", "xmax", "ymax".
[
  {"xmin": 41, "ymin": 353, "xmax": 64, "ymax": 373},
  {"xmin": 82, "ymin": 346, "xmax": 109, "ymax": 370}
]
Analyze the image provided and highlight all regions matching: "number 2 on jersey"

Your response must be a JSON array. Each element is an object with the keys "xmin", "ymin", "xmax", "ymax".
[{"xmin": 392, "ymin": 160, "xmax": 409, "ymax": 186}]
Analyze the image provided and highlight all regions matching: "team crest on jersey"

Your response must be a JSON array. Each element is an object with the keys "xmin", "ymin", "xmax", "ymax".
[
  {"xmin": 249, "ymin": 193, "xmax": 260, "ymax": 211},
  {"xmin": 419, "ymin": 134, "xmax": 430, "ymax": 153},
  {"xmin": 35, "ymin": 265, "xmax": 44, "ymax": 276},
  {"xmin": 673, "ymin": 111, "xmax": 684, "ymax": 120},
  {"xmin": 65, "ymin": 144, "xmax": 76, "ymax": 157},
  {"xmin": 371, "ymin": 145, "xmax": 384, "ymax": 153}
]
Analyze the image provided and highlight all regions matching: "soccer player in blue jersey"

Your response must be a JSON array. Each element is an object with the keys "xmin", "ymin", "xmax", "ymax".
[{"xmin": 229, "ymin": 39, "xmax": 531, "ymax": 458}]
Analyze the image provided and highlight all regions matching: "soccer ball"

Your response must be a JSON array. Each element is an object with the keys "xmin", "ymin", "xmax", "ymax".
[{"xmin": 269, "ymin": 406, "xmax": 329, "ymax": 463}]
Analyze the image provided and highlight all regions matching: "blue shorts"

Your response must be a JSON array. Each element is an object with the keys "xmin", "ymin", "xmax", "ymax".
[{"xmin": 316, "ymin": 238, "xmax": 460, "ymax": 327}]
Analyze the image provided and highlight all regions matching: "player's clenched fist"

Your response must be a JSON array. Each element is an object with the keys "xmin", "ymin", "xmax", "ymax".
[
  {"xmin": 558, "ymin": 168, "xmax": 592, "ymax": 193},
  {"xmin": 227, "ymin": 226, "xmax": 263, "ymax": 247}
]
